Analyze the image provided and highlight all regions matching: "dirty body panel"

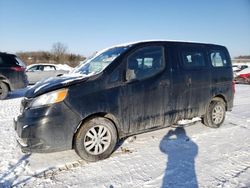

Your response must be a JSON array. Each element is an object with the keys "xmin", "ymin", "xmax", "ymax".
[
  {"xmin": 14, "ymin": 41, "xmax": 234, "ymax": 153},
  {"xmin": 14, "ymin": 99, "xmax": 81, "ymax": 152}
]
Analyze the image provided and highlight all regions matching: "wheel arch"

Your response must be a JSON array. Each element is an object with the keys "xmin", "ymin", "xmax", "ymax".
[
  {"xmin": 72, "ymin": 112, "xmax": 121, "ymax": 149},
  {"xmin": 202, "ymin": 94, "xmax": 227, "ymax": 118},
  {"xmin": 212, "ymin": 94, "xmax": 228, "ymax": 110},
  {"xmin": 202, "ymin": 94, "xmax": 227, "ymax": 128}
]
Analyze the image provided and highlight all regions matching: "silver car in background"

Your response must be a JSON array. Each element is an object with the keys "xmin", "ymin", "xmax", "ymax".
[{"xmin": 26, "ymin": 64, "xmax": 72, "ymax": 84}]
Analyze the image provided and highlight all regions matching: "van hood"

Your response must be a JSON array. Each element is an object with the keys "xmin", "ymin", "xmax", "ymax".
[{"xmin": 25, "ymin": 73, "xmax": 90, "ymax": 98}]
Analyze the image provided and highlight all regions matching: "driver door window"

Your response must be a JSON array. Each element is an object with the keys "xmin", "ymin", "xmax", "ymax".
[{"xmin": 126, "ymin": 46, "xmax": 165, "ymax": 81}]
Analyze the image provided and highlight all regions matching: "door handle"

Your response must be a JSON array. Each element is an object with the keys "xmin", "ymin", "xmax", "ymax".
[
  {"xmin": 159, "ymin": 80, "xmax": 170, "ymax": 86},
  {"xmin": 187, "ymin": 77, "xmax": 192, "ymax": 86}
]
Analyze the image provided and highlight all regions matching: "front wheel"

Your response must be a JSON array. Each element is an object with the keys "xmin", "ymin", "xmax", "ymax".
[
  {"xmin": 74, "ymin": 117, "xmax": 117, "ymax": 162},
  {"xmin": 202, "ymin": 98, "xmax": 226, "ymax": 128}
]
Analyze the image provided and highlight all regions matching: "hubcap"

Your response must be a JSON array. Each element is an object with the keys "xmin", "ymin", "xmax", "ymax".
[
  {"xmin": 212, "ymin": 105, "xmax": 224, "ymax": 124},
  {"xmin": 84, "ymin": 125, "xmax": 111, "ymax": 155}
]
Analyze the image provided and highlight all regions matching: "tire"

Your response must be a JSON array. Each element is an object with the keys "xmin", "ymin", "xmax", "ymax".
[
  {"xmin": 74, "ymin": 117, "xmax": 118, "ymax": 162},
  {"xmin": 202, "ymin": 98, "xmax": 226, "ymax": 128},
  {"xmin": 0, "ymin": 81, "xmax": 9, "ymax": 100}
]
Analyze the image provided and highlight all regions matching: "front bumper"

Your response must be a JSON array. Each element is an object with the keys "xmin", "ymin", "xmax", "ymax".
[{"xmin": 14, "ymin": 101, "xmax": 82, "ymax": 153}]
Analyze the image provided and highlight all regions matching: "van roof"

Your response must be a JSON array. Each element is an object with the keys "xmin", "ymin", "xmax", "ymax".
[
  {"xmin": 108, "ymin": 40, "xmax": 225, "ymax": 49},
  {"xmin": 92, "ymin": 40, "xmax": 226, "ymax": 61}
]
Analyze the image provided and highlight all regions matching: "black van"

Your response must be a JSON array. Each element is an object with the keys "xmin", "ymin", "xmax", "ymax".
[
  {"xmin": 14, "ymin": 41, "xmax": 234, "ymax": 161},
  {"xmin": 0, "ymin": 52, "xmax": 28, "ymax": 99}
]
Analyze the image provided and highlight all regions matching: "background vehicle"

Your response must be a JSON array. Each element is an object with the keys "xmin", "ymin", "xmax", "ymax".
[
  {"xmin": 232, "ymin": 65, "xmax": 241, "ymax": 72},
  {"xmin": 0, "ymin": 52, "xmax": 28, "ymax": 99},
  {"xmin": 233, "ymin": 64, "xmax": 249, "ymax": 76},
  {"xmin": 26, "ymin": 64, "xmax": 72, "ymax": 84},
  {"xmin": 234, "ymin": 67, "xmax": 250, "ymax": 84},
  {"xmin": 15, "ymin": 41, "xmax": 234, "ymax": 162}
]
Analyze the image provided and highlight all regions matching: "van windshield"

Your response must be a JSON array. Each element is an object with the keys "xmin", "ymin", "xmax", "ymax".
[{"xmin": 73, "ymin": 46, "xmax": 128, "ymax": 76}]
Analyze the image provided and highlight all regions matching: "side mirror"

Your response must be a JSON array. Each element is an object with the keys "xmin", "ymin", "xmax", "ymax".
[{"xmin": 125, "ymin": 69, "xmax": 136, "ymax": 82}]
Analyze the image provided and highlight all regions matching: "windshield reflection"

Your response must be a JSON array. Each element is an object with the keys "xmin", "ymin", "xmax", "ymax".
[{"xmin": 73, "ymin": 46, "xmax": 128, "ymax": 76}]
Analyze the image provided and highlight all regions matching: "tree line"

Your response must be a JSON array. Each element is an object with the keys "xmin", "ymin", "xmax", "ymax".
[
  {"xmin": 235, "ymin": 55, "xmax": 250, "ymax": 59},
  {"xmin": 17, "ymin": 42, "xmax": 86, "ymax": 67}
]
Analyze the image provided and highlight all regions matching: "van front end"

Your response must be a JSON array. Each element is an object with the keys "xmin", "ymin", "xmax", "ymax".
[{"xmin": 14, "ymin": 89, "xmax": 81, "ymax": 153}]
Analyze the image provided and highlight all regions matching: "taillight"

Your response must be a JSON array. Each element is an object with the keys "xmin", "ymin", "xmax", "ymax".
[
  {"xmin": 232, "ymin": 81, "xmax": 235, "ymax": 94},
  {"xmin": 10, "ymin": 66, "xmax": 25, "ymax": 72},
  {"xmin": 239, "ymin": 73, "xmax": 250, "ymax": 79}
]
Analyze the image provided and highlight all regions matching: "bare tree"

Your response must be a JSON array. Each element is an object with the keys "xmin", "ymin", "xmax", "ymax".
[{"xmin": 51, "ymin": 42, "xmax": 68, "ymax": 64}]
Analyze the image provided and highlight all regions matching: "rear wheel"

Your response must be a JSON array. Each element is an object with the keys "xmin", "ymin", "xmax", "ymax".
[
  {"xmin": 74, "ymin": 117, "xmax": 117, "ymax": 162},
  {"xmin": 0, "ymin": 81, "xmax": 9, "ymax": 100},
  {"xmin": 202, "ymin": 98, "xmax": 226, "ymax": 128}
]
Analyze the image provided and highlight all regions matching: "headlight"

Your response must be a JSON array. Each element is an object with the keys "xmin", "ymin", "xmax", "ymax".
[{"xmin": 30, "ymin": 88, "xmax": 68, "ymax": 108}]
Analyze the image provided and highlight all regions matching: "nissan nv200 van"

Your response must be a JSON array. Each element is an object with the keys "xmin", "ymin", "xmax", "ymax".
[{"xmin": 14, "ymin": 41, "xmax": 234, "ymax": 161}]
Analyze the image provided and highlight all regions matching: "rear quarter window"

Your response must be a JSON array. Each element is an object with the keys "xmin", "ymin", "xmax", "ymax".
[{"xmin": 210, "ymin": 50, "xmax": 230, "ymax": 67}]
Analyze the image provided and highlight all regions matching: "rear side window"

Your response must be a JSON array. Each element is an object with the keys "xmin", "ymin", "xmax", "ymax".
[
  {"xmin": 182, "ymin": 51, "xmax": 206, "ymax": 68},
  {"xmin": 210, "ymin": 51, "xmax": 229, "ymax": 67}
]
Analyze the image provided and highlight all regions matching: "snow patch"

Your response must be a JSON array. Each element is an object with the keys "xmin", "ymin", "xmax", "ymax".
[{"xmin": 55, "ymin": 64, "xmax": 73, "ymax": 71}]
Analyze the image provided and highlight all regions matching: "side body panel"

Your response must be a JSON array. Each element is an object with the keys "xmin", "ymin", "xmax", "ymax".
[
  {"xmin": 15, "ymin": 41, "xmax": 234, "ymax": 153},
  {"xmin": 207, "ymin": 45, "xmax": 234, "ymax": 110},
  {"xmin": 66, "ymin": 43, "xmax": 175, "ymax": 138}
]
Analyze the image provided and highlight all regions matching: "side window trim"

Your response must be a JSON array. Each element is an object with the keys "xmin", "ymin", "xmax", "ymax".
[
  {"xmin": 209, "ymin": 49, "xmax": 230, "ymax": 68},
  {"xmin": 126, "ymin": 45, "xmax": 166, "ymax": 82},
  {"xmin": 180, "ymin": 47, "xmax": 207, "ymax": 70}
]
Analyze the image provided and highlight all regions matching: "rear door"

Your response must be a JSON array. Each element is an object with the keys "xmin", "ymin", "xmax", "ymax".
[
  {"xmin": 174, "ymin": 44, "xmax": 211, "ymax": 118},
  {"xmin": 208, "ymin": 46, "xmax": 234, "ymax": 109}
]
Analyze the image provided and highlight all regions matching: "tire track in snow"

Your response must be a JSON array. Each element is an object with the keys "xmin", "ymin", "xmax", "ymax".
[
  {"xmin": 196, "ymin": 126, "xmax": 250, "ymax": 188},
  {"xmin": 209, "ymin": 152, "xmax": 250, "ymax": 187}
]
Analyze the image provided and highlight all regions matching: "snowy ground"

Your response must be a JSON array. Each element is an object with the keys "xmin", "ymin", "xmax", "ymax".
[{"xmin": 0, "ymin": 85, "xmax": 250, "ymax": 188}]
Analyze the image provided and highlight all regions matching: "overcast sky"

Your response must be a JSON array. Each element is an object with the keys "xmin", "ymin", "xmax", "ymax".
[{"xmin": 0, "ymin": 0, "xmax": 249, "ymax": 58}]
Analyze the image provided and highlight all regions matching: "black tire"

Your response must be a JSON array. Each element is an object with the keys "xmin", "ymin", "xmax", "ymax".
[
  {"xmin": 74, "ymin": 117, "xmax": 118, "ymax": 162},
  {"xmin": 202, "ymin": 97, "xmax": 226, "ymax": 128},
  {"xmin": 0, "ymin": 81, "xmax": 9, "ymax": 100}
]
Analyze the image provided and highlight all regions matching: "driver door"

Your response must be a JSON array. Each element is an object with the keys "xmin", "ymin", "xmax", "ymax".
[{"xmin": 120, "ymin": 45, "xmax": 171, "ymax": 133}]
